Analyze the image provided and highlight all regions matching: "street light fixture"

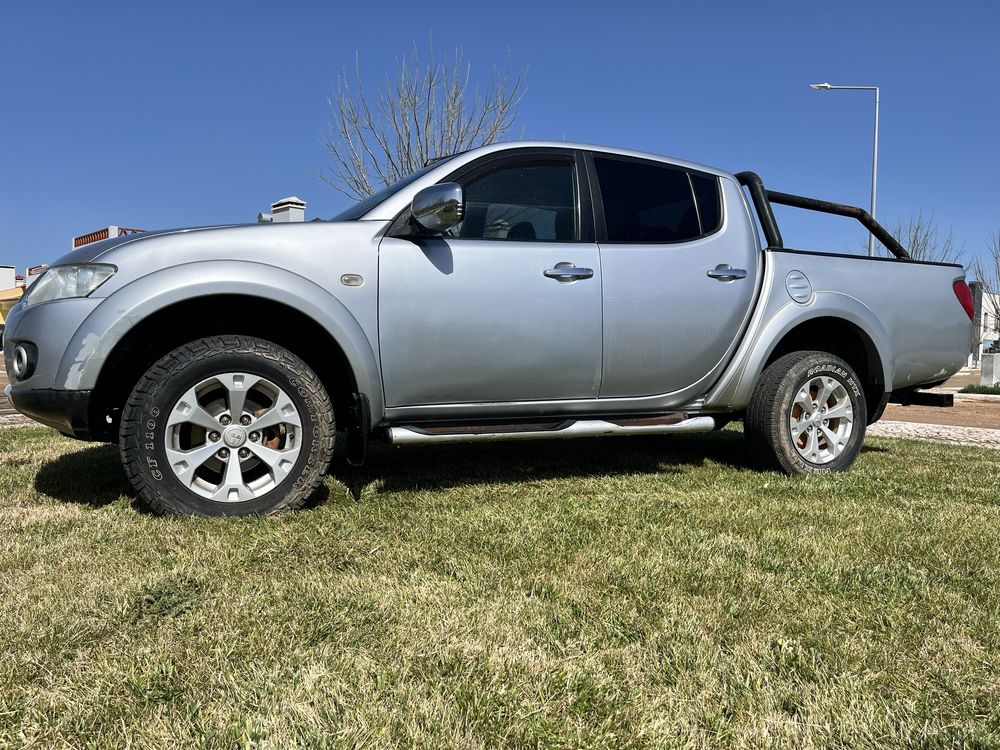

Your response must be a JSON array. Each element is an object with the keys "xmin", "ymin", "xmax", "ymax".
[{"xmin": 809, "ymin": 82, "xmax": 880, "ymax": 257}]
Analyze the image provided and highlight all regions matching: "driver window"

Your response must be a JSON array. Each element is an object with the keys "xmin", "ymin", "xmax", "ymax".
[{"xmin": 445, "ymin": 158, "xmax": 579, "ymax": 241}]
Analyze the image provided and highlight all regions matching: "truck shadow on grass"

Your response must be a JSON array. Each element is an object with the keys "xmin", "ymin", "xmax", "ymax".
[
  {"xmin": 333, "ymin": 430, "xmax": 805, "ymax": 500},
  {"xmin": 31, "ymin": 444, "xmax": 335, "ymax": 513},
  {"xmin": 34, "ymin": 443, "xmax": 134, "ymax": 508},
  {"xmin": 33, "ymin": 430, "xmax": 891, "ymax": 508}
]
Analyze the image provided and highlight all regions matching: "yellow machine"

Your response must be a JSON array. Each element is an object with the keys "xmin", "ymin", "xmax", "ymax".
[{"xmin": 0, "ymin": 285, "xmax": 23, "ymax": 333}]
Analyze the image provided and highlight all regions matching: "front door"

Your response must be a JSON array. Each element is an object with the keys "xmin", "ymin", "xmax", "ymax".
[{"xmin": 378, "ymin": 151, "xmax": 603, "ymax": 408}]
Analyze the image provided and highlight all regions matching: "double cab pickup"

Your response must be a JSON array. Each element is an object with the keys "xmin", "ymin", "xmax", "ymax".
[{"xmin": 3, "ymin": 142, "xmax": 974, "ymax": 516}]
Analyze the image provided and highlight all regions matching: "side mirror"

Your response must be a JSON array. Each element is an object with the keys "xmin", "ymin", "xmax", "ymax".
[{"xmin": 411, "ymin": 183, "xmax": 464, "ymax": 233}]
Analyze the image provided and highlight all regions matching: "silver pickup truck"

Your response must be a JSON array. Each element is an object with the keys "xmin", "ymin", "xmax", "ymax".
[{"xmin": 3, "ymin": 142, "xmax": 974, "ymax": 516}]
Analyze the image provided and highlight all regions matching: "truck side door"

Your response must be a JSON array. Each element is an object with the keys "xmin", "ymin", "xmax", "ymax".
[
  {"xmin": 592, "ymin": 153, "xmax": 758, "ymax": 397},
  {"xmin": 378, "ymin": 150, "xmax": 603, "ymax": 407}
]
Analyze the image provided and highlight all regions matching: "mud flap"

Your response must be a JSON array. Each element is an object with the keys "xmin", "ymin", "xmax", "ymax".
[{"xmin": 345, "ymin": 392, "xmax": 371, "ymax": 466}]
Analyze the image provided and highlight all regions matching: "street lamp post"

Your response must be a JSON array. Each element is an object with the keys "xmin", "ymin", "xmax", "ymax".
[{"xmin": 809, "ymin": 82, "xmax": 880, "ymax": 257}]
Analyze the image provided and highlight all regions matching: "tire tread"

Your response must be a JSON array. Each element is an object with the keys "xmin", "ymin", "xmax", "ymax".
[{"xmin": 119, "ymin": 335, "xmax": 335, "ymax": 516}]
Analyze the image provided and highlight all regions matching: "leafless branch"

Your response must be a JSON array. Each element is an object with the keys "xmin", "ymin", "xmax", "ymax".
[
  {"xmin": 322, "ymin": 44, "xmax": 527, "ymax": 200},
  {"xmin": 973, "ymin": 231, "xmax": 1000, "ymax": 330},
  {"xmin": 874, "ymin": 211, "xmax": 966, "ymax": 264}
]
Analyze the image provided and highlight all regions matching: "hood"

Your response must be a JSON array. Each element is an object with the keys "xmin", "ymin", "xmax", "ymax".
[
  {"xmin": 41, "ymin": 220, "xmax": 390, "ymax": 297},
  {"xmin": 50, "ymin": 225, "xmax": 244, "ymax": 266}
]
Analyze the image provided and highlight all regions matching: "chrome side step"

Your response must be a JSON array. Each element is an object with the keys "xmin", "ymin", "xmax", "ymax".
[{"xmin": 388, "ymin": 416, "xmax": 717, "ymax": 446}]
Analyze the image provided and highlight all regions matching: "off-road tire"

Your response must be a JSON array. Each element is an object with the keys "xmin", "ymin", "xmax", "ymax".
[
  {"xmin": 120, "ymin": 336, "xmax": 335, "ymax": 516},
  {"xmin": 745, "ymin": 351, "xmax": 867, "ymax": 475}
]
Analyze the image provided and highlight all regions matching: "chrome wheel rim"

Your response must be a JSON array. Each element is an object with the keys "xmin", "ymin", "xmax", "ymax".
[
  {"xmin": 164, "ymin": 373, "xmax": 302, "ymax": 502},
  {"xmin": 788, "ymin": 374, "xmax": 854, "ymax": 465}
]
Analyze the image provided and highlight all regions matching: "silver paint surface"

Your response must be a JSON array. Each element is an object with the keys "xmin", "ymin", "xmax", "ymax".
[{"xmin": 3, "ymin": 140, "xmax": 972, "ymax": 435}]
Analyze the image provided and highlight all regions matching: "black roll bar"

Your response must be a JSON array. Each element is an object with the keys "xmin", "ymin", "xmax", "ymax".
[{"xmin": 735, "ymin": 171, "xmax": 911, "ymax": 260}]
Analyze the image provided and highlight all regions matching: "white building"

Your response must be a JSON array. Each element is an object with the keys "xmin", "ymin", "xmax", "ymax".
[
  {"xmin": 257, "ymin": 196, "xmax": 307, "ymax": 223},
  {"xmin": 970, "ymin": 281, "xmax": 1000, "ymax": 364}
]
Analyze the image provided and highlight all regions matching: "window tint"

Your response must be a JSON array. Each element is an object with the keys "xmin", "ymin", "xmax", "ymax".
[
  {"xmin": 690, "ymin": 173, "xmax": 722, "ymax": 234},
  {"xmin": 446, "ymin": 159, "xmax": 579, "ymax": 241},
  {"xmin": 594, "ymin": 157, "xmax": 721, "ymax": 243}
]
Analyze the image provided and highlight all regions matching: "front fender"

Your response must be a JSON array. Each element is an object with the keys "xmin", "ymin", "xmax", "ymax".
[
  {"xmin": 56, "ymin": 260, "xmax": 384, "ymax": 419},
  {"xmin": 704, "ymin": 291, "xmax": 894, "ymax": 410}
]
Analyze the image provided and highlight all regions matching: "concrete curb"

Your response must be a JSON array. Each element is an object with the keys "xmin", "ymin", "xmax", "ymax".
[{"xmin": 954, "ymin": 392, "xmax": 1000, "ymax": 402}]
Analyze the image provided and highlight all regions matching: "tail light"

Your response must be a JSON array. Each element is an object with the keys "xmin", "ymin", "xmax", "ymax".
[{"xmin": 953, "ymin": 280, "xmax": 975, "ymax": 320}]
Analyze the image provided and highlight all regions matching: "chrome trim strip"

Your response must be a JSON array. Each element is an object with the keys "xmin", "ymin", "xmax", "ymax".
[{"xmin": 388, "ymin": 416, "xmax": 716, "ymax": 445}]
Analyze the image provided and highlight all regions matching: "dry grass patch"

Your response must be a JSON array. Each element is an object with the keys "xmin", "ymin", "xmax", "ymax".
[{"xmin": 1, "ymin": 425, "xmax": 999, "ymax": 748}]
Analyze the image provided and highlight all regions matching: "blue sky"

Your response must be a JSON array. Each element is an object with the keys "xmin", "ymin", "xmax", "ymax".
[{"xmin": 2, "ymin": 0, "xmax": 997, "ymax": 273}]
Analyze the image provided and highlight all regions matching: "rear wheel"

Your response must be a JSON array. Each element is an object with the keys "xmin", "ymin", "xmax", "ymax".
[
  {"xmin": 745, "ymin": 351, "xmax": 866, "ymax": 474},
  {"xmin": 120, "ymin": 336, "xmax": 335, "ymax": 516}
]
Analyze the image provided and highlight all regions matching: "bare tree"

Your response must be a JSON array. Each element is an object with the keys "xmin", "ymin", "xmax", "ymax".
[
  {"xmin": 875, "ymin": 211, "xmax": 965, "ymax": 264},
  {"xmin": 322, "ymin": 45, "xmax": 526, "ymax": 200}
]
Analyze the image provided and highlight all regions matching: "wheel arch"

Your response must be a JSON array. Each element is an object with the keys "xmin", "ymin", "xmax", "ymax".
[
  {"xmin": 762, "ymin": 316, "xmax": 886, "ymax": 421},
  {"xmin": 706, "ymin": 293, "xmax": 894, "ymax": 419},
  {"xmin": 61, "ymin": 262, "xmax": 382, "ymax": 439}
]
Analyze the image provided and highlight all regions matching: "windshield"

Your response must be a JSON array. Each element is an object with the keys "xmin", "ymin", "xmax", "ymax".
[{"xmin": 329, "ymin": 158, "xmax": 455, "ymax": 221}]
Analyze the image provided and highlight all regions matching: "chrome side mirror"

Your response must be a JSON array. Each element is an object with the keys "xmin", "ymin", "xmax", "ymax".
[{"xmin": 411, "ymin": 183, "xmax": 464, "ymax": 233}]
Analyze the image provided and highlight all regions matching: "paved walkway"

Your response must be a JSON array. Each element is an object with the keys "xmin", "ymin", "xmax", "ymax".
[
  {"xmin": 867, "ymin": 420, "xmax": 1000, "ymax": 451},
  {"xmin": 0, "ymin": 368, "xmax": 15, "ymax": 414},
  {"xmin": 0, "ymin": 365, "xmax": 34, "ymax": 427}
]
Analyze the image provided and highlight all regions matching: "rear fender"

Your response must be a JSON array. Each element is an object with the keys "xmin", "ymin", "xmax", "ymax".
[{"xmin": 704, "ymin": 292, "xmax": 893, "ymax": 410}]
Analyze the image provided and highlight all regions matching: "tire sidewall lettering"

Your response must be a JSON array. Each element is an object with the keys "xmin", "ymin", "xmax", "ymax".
[
  {"xmin": 142, "ymin": 410, "xmax": 162, "ymax": 481},
  {"xmin": 805, "ymin": 363, "xmax": 861, "ymax": 398}
]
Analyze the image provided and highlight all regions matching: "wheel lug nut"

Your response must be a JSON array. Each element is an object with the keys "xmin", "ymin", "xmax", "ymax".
[
  {"xmin": 249, "ymin": 432, "xmax": 260, "ymax": 442},
  {"xmin": 208, "ymin": 431, "xmax": 221, "ymax": 442},
  {"xmin": 218, "ymin": 447, "xmax": 230, "ymax": 459},
  {"xmin": 238, "ymin": 448, "xmax": 250, "ymax": 459},
  {"xmin": 219, "ymin": 414, "xmax": 232, "ymax": 426},
  {"xmin": 240, "ymin": 415, "xmax": 251, "ymax": 426}
]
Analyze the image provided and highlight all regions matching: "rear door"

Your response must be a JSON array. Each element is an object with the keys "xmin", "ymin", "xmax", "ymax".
[
  {"xmin": 378, "ymin": 149, "xmax": 603, "ymax": 407},
  {"xmin": 592, "ymin": 153, "xmax": 758, "ymax": 397}
]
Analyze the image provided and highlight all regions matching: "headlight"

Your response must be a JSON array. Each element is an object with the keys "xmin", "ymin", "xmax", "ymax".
[{"xmin": 23, "ymin": 264, "xmax": 117, "ymax": 307}]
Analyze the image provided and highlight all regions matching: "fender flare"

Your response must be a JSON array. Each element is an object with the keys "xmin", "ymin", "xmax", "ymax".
[
  {"xmin": 57, "ymin": 260, "xmax": 384, "ymax": 419},
  {"xmin": 705, "ymin": 291, "xmax": 894, "ymax": 410}
]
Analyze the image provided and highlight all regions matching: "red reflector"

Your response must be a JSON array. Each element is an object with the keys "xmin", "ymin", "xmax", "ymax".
[{"xmin": 953, "ymin": 280, "xmax": 975, "ymax": 320}]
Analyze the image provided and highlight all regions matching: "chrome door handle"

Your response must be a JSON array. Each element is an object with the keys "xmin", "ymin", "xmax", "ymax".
[
  {"xmin": 707, "ymin": 264, "xmax": 748, "ymax": 281},
  {"xmin": 544, "ymin": 262, "xmax": 594, "ymax": 281}
]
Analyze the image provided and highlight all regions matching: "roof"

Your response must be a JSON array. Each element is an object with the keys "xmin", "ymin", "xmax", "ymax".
[{"xmin": 272, "ymin": 196, "xmax": 306, "ymax": 208}]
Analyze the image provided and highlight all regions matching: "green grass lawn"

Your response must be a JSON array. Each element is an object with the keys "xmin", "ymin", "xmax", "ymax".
[{"xmin": 1, "ymin": 425, "xmax": 999, "ymax": 749}]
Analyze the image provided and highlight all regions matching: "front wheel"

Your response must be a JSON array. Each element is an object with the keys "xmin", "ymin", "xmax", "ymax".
[
  {"xmin": 745, "ymin": 351, "xmax": 867, "ymax": 475},
  {"xmin": 119, "ymin": 336, "xmax": 335, "ymax": 516}
]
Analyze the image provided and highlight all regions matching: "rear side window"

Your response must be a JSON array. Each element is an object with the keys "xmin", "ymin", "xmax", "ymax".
[
  {"xmin": 690, "ymin": 173, "xmax": 722, "ymax": 234},
  {"xmin": 594, "ymin": 156, "xmax": 722, "ymax": 243}
]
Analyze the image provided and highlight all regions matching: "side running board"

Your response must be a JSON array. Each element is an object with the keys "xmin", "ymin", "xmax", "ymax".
[{"xmin": 388, "ymin": 416, "xmax": 717, "ymax": 446}]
